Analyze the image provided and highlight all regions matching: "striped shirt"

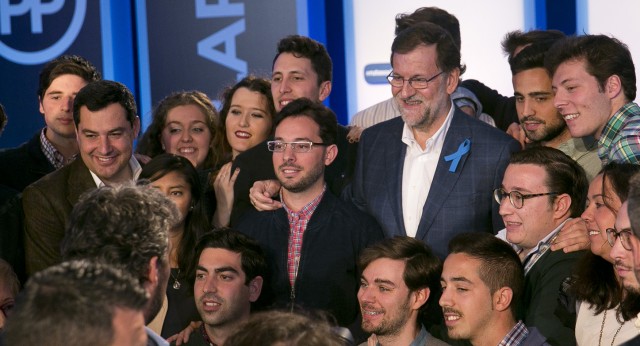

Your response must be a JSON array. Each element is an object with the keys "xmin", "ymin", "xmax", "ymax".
[
  {"xmin": 598, "ymin": 102, "xmax": 640, "ymax": 165},
  {"xmin": 283, "ymin": 185, "xmax": 326, "ymax": 286}
]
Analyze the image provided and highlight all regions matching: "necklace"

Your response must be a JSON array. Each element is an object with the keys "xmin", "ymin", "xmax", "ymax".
[
  {"xmin": 170, "ymin": 269, "xmax": 181, "ymax": 290},
  {"xmin": 598, "ymin": 309, "xmax": 625, "ymax": 346}
]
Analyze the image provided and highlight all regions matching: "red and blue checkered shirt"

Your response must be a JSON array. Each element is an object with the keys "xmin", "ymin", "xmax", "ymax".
[{"xmin": 282, "ymin": 185, "xmax": 326, "ymax": 286}]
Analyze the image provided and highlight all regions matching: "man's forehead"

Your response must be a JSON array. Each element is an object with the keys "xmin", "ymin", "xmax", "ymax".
[{"xmin": 273, "ymin": 53, "xmax": 315, "ymax": 73}]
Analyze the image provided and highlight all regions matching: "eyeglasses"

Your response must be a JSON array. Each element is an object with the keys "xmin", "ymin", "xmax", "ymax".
[
  {"xmin": 386, "ymin": 71, "xmax": 443, "ymax": 89},
  {"xmin": 606, "ymin": 227, "xmax": 634, "ymax": 251},
  {"xmin": 267, "ymin": 141, "xmax": 327, "ymax": 153},
  {"xmin": 1, "ymin": 300, "xmax": 14, "ymax": 318},
  {"xmin": 493, "ymin": 188, "xmax": 559, "ymax": 209}
]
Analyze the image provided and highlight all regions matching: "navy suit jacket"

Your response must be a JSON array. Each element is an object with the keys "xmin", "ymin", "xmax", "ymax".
[
  {"xmin": 0, "ymin": 131, "xmax": 56, "ymax": 192},
  {"xmin": 346, "ymin": 108, "xmax": 520, "ymax": 259}
]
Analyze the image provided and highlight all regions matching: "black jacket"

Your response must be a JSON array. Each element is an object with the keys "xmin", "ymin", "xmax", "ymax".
[
  {"xmin": 0, "ymin": 131, "xmax": 55, "ymax": 192},
  {"xmin": 235, "ymin": 191, "xmax": 383, "ymax": 327}
]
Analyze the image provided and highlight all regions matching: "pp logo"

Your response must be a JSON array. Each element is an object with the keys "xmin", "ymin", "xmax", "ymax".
[{"xmin": 0, "ymin": 0, "xmax": 86, "ymax": 65}]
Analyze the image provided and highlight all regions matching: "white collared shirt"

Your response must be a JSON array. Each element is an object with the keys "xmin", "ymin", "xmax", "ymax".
[
  {"xmin": 401, "ymin": 101, "xmax": 454, "ymax": 237},
  {"xmin": 89, "ymin": 155, "xmax": 142, "ymax": 187}
]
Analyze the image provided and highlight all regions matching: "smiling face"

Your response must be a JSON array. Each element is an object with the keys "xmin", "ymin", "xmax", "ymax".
[
  {"xmin": 581, "ymin": 174, "xmax": 617, "ymax": 262},
  {"xmin": 499, "ymin": 164, "xmax": 560, "ymax": 251},
  {"xmin": 160, "ymin": 104, "xmax": 212, "ymax": 169},
  {"xmin": 225, "ymin": 87, "xmax": 273, "ymax": 158},
  {"xmin": 357, "ymin": 258, "xmax": 420, "ymax": 338},
  {"xmin": 194, "ymin": 248, "xmax": 261, "ymax": 329},
  {"xmin": 272, "ymin": 116, "xmax": 336, "ymax": 194},
  {"xmin": 552, "ymin": 58, "xmax": 613, "ymax": 139},
  {"xmin": 610, "ymin": 202, "xmax": 640, "ymax": 290},
  {"xmin": 149, "ymin": 170, "xmax": 192, "ymax": 230},
  {"xmin": 391, "ymin": 44, "xmax": 457, "ymax": 135},
  {"xmin": 440, "ymin": 253, "xmax": 496, "ymax": 344},
  {"xmin": 271, "ymin": 53, "xmax": 330, "ymax": 112},
  {"xmin": 513, "ymin": 68, "xmax": 568, "ymax": 145},
  {"xmin": 76, "ymin": 103, "xmax": 139, "ymax": 185},
  {"xmin": 39, "ymin": 74, "xmax": 88, "ymax": 141}
]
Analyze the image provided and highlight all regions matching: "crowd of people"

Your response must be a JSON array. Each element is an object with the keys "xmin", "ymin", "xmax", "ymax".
[{"xmin": 1, "ymin": 5, "xmax": 640, "ymax": 346}]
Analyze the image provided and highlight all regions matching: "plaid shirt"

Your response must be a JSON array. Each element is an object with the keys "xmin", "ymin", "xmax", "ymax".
[
  {"xmin": 598, "ymin": 102, "xmax": 640, "ymax": 165},
  {"xmin": 40, "ymin": 128, "xmax": 76, "ymax": 169},
  {"xmin": 498, "ymin": 320, "xmax": 530, "ymax": 346},
  {"xmin": 283, "ymin": 185, "xmax": 326, "ymax": 286}
]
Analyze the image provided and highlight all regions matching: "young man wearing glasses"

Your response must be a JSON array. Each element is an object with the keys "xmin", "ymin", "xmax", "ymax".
[
  {"xmin": 235, "ymin": 98, "xmax": 383, "ymax": 337},
  {"xmin": 495, "ymin": 146, "xmax": 588, "ymax": 346}
]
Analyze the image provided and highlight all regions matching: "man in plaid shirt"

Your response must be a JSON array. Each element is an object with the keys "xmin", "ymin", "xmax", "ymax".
[
  {"xmin": 236, "ymin": 99, "xmax": 383, "ymax": 335},
  {"xmin": 547, "ymin": 34, "xmax": 640, "ymax": 165}
]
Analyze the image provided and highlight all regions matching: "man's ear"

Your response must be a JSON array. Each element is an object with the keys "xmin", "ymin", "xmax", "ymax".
[
  {"xmin": 410, "ymin": 287, "xmax": 430, "ymax": 311},
  {"xmin": 324, "ymin": 144, "xmax": 338, "ymax": 166},
  {"xmin": 605, "ymin": 74, "xmax": 623, "ymax": 100},
  {"xmin": 318, "ymin": 81, "xmax": 332, "ymax": 102},
  {"xmin": 146, "ymin": 256, "xmax": 159, "ymax": 288},
  {"xmin": 248, "ymin": 276, "xmax": 264, "ymax": 302},
  {"xmin": 493, "ymin": 287, "xmax": 513, "ymax": 312},
  {"xmin": 39, "ymin": 96, "xmax": 45, "ymax": 115},
  {"xmin": 553, "ymin": 193, "xmax": 571, "ymax": 220},
  {"xmin": 133, "ymin": 116, "xmax": 141, "ymax": 138}
]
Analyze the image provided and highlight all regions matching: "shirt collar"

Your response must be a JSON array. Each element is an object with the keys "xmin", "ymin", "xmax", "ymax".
[
  {"xmin": 89, "ymin": 155, "xmax": 142, "ymax": 187},
  {"xmin": 401, "ymin": 100, "xmax": 455, "ymax": 152},
  {"xmin": 39, "ymin": 128, "xmax": 77, "ymax": 169},
  {"xmin": 282, "ymin": 184, "xmax": 326, "ymax": 219},
  {"xmin": 498, "ymin": 320, "xmax": 529, "ymax": 346}
]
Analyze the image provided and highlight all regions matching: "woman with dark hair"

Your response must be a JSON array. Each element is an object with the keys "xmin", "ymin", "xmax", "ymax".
[
  {"xmin": 212, "ymin": 76, "xmax": 275, "ymax": 227},
  {"xmin": 572, "ymin": 162, "xmax": 640, "ymax": 345},
  {"xmin": 137, "ymin": 91, "xmax": 224, "ymax": 170},
  {"xmin": 139, "ymin": 153, "xmax": 211, "ymax": 338}
]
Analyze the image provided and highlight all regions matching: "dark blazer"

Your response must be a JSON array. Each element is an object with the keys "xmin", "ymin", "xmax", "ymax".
[
  {"xmin": 235, "ymin": 192, "xmax": 384, "ymax": 328},
  {"xmin": 0, "ymin": 131, "xmax": 56, "ymax": 192},
  {"xmin": 522, "ymin": 249, "xmax": 584, "ymax": 346},
  {"xmin": 346, "ymin": 108, "xmax": 520, "ymax": 259},
  {"xmin": 22, "ymin": 158, "xmax": 95, "ymax": 274}
]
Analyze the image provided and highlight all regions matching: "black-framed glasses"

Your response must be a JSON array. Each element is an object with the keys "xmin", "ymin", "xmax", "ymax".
[
  {"xmin": 386, "ymin": 71, "xmax": 443, "ymax": 89},
  {"xmin": 493, "ymin": 188, "xmax": 559, "ymax": 209},
  {"xmin": 267, "ymin": 141, "xmax": 327, "ymax": 153},
  {"xmin": 606, "ymin": 227, "xmax": 633, "ymax": 251}
]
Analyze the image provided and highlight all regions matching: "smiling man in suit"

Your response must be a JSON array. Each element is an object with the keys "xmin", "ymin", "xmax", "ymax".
[
  {"xmin": 22, "ymin": 80, "xmax": 142, "ymax": 275},
  {"xmin": 346, "ymin": 23, "xmax": 519, "ymax": 259}
]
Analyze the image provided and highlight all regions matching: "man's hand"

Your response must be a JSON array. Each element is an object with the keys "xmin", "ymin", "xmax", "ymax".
[
  {"xmin": 551, "ymin": 218, "xmax": 590, "ymax": 253},
  {"xmin": 249, "ymin": 180, "xmax": 282, "ymax": 211},
  {"xmin": 347, "ymin": 125, "xmax": 364, "ymax": 143},
  {"xmin": 166, "ymin": 321, "xmax": 202, "ymax": 345},
  {"xmin": 506, "ymin": 122, "xmax": 526, "ymax": 149}
]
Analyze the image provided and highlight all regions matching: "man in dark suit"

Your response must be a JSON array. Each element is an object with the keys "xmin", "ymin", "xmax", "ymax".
[
  {"xmin": 343, "ymin": 23, "xmax": 519, "ymax": 259},
  {"xmin": 22, "ymin": 80, "xmax": 142, "ymax": 275},
  {"xmin": 0, "ymin": 55, "xmax": 100, "ymax": 192},
  {"xmin": 495, "ymin": 146, "xmax": 587, "ymax": 345}
]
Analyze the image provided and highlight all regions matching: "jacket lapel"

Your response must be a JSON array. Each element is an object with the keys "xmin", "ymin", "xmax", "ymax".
[
  {"xmin": 384, "ymin": 118, "xmax": 408, "ymax": 236},
  {"xmin": 66, "ymin": 159, "xmax": 96, "ymax": 206},
  {"xmin": 415, "ymin": 110, "xmax": 472, "ymax": 240}
]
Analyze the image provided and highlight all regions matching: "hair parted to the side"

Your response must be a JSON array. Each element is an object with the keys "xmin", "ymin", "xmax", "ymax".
[
  {"xmin": 72, "ymin": 80, "xmax": 138, "ymax": 127},
  {"xmin": 37, "ymin": 55, "xmax": 101, "ymax": 100},
  {"xmin": 273, "ymin": 35, "xmax": 332, "ymax": 85}
]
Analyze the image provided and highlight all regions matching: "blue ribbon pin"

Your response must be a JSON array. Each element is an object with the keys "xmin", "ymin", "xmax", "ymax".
[{"xmin": 444, "ymin": 138, "xmax": 471, "ymax": 172}]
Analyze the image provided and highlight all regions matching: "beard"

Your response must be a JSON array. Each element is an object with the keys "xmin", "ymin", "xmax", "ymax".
[
  {"xmin": 361, "ymin": 300, "xmax": 412, "ymax": 337},
  {"xmin": 278, "ymin": 161, "xmax": 325, "ymax": 193},
  {"xmin": 521, "ymin": 115, "xmax": 567, "ymax": 144}
]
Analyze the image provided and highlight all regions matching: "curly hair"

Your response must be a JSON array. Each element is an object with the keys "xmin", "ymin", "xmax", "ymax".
[
  {"xmin": 137, "ymin": 91, "xmax": 224, "ymax": 169},
  {"xmin": 61, "ymin": 184, "xmax": 178, "ymax": 286}
]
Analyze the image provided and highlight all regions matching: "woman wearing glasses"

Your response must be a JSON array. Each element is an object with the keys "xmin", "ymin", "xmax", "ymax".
[
  {"xmin": 212, "ymin": 76, "xmax": 275, "ymax": 228},
  {"xmin": 571, "ymin": 162, "xmax": 640, "ymax": 346}
]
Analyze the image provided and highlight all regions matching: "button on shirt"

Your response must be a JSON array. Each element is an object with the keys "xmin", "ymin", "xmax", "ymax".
[{"xmin": 401, "ymin": 102, "xmax": 454, "ymax": 237}]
